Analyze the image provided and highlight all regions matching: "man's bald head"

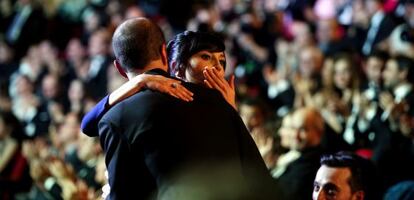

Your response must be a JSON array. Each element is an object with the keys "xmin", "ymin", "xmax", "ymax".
[
  {"xmin": 112, "ymin": 17, "xmax": 166, "ymax": 72},
  {"xmin": 291, "ymin": 107, "xmax": 325, "ymax": 150}
]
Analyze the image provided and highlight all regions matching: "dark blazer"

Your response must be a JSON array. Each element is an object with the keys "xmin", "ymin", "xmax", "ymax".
[
  {"xmin": 275, "ymin": 146, "xmax": 322, "ymax": 200},
  {"xmin": 370, "ymin": 14, "xmax": 397, "ymax": 49},
  {"xmin": 5, "ymin": 6, "xmax": 47, "ymax": 60},
  {"xmin": 98, "ymin": 69, "xmax": 278, "ymax": 200},
  {"xmin": 364, "ymin": 13, "xmax": 398, "ymax": 55},
  {"xmin": 85, "ymin": 56, "xmax": 112, "ymax": 101}
]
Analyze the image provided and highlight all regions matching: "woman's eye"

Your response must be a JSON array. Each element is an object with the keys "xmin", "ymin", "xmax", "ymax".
[{"xmin": 201, "ymin": 54, "xmax": 210, "ymax": 60}]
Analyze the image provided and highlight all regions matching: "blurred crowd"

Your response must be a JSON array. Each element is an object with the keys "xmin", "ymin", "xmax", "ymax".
[{"xmin": 1, "ymin": 0, "xmax": 414, "ymax": 199}]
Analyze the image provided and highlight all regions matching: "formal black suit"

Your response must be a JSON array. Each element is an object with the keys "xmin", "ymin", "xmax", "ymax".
[
  {"xmin": 362, "ymin": 12, "xmax": 398, "ymax": 55},
  {"xmin": 275, "ymin": 146, "xmax": 322, "ymax": 200},
  {"xmin": 98, "ymin": 69, "xmax": 278, "ymax": 200},
  {"xmin": 85, "ymin": 55, "xmax": 111, "ymax": 101},
  {"xmin": 4, "ymin": 5, "xmax": 47, "ymax": 60}
]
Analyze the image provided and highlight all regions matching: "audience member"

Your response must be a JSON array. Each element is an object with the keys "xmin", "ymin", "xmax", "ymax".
[
  {"xmin": 384, "ymin": 180, "xmax": 414, "ymax": 200},
  {"xmin": 313, "ymin": 151, "xmax": 381, "ymax": 200},
  {"xmin": 361, "ymin": 0, "xmax": 397, "ymax": 55},
  {"xmin": 0, "ymin": 111, "xmax": 31, "ymax": 200},
  {"xmin": 274, "ymin": 107, "xmax": 325, "ymax": 200},
  {"xmin": 84, "ymin": 29, "xmax": 112, "ymax": 100},
  {"xmin": 387, "ymin": 0, "xmax": 414, "ymax": 58}
]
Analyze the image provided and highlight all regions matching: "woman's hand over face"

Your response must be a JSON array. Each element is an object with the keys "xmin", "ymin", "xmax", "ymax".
[{"xmin": 203, "ymin": 67, "xmax": 237, "ymax": 110}]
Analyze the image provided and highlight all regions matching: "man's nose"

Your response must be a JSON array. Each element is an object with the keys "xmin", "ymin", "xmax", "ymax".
[{"xmin": 313, "ymin": 190, "xmax": 325, "ymax": 200}]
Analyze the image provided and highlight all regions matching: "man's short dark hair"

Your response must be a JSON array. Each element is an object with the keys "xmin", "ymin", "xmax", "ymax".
[
  {"xmin": 393, "ymin": 55, "xmax": 414, "ymax": 71},
  {"xmin": 112, "ymin": 18, "xmax": 166, "ymax": 71},
  {"xmin": 320, "ymin": 151, "xmax": 380, "ymax": 200},
  {"xmin": 393, "ymin": 55, "xmax": 414, "ymax": 83},
  {"xmin": 367, "ymin": 49, "xmax": 389, "ymax": 64}
]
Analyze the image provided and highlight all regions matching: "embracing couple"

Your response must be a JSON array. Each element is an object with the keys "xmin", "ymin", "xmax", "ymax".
[{"xmin": 81, "ymin": 17, "xmax": 279, "ymax": 200}]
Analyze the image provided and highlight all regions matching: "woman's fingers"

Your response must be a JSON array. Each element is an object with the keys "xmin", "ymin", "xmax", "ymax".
[
  {"xmin": 203, "ymin": 68, "xmax": 237, "ymax": 110},
  {"xmin": 229, "ymin": 75, "xmax": 235, "ymax": 90},
  {"xmin": 203, "ymin": 68, "xmax": 225, "ymax": 93},
  {"xmin": 167, "ymin": 87, "xmax": 191, "ymax": 102},
  {"xmin": 209, "ymin": 67, "xmax": 227, "ymax": 89},
  {"xmin": 167, "ymin": 82, "xmax": 193, "ymax": 102},
  {"xmin": 171, "ymin": 81, "xmax": 193, "ymax": 98},
  {"xmin": 146, "ymin": 76, "xmax": 193, "ymax": 102},
  {"xmin": 167, "ymin": 90, "xmax": 180, "ymax": 100},
  {"xmin": 203, "ymin": 67, "xmax": 227, "ymax": 91},
  {"xmin": 204, "ymin": 79, "xmax": 213, "ymax": 89},
  {"xmin": 176, "ymin": 84, "xmax": 194, "ymax": 101}
]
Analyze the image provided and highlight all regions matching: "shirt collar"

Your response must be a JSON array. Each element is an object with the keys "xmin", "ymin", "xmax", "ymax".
[
  {"xmin": 144, "ymin": 68, "xmax": 170, "ymax": 77},
  {"xmin": 371, "ymin": 11, "xmax": 385, "ymax": 26}
]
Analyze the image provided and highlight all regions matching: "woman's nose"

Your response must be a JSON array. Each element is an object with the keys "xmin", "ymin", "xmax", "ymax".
[{"xmin": 211, "ymin": 57, "xmax": 219, "ymax": 67}]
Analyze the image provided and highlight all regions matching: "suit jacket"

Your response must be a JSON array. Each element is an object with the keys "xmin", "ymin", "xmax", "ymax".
[
  {"xmin": 5, "ymin": 5, "xmax": 47, "ymax": 60},
  {"xmin": 369, "ymin": 14, "xmax": 397, "ymax": 49},
  {"xmin": 275, "ymin": 146, "xmax": 322, "ymax": 200},
  {"xmin": 85, "ymin": 56, "xmax": 112, "ymax": 101},
  {"xmin": 98, "ymin": 69, "xmax": 278, "ymax": 200},
  {"xmin": 363, "ymin": 13, "xmax": 397, "ymax": 55}
]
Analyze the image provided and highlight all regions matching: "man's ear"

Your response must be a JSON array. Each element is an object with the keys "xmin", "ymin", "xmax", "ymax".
[
  {"xmin": 400, "ymin": 69, "xmax": 408, "ymax": 81},
  {"xmin": 161, "ymin": 43, "xmax": 167, "ymax": 66},
  {"xmin": 354, "ymin": 191, "xmax": 365, "ymax": 200},
  {"xmin": 114, "ymin": 60, "xmax": 128, "ymax": 79}
]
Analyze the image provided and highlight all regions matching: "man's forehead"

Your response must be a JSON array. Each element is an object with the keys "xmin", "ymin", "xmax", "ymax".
[{"xmin": 316, "ymin": 165, "xmax": 352, "ymax": 184}]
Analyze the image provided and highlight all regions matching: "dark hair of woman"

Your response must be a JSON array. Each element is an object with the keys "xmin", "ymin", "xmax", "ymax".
[{"xmin": 167, "ymin": 31, "xmax": 225, "ymax": 78}]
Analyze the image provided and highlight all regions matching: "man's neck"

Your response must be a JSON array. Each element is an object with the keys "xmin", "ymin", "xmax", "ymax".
[{"xmin": 127, "ymin": 60, "xmax": 168, "ymax": 79}]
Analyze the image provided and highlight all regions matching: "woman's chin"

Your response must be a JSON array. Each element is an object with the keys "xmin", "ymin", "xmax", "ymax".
[{"xmin": 188, "ymin": 76, "xmax": 204, "ymax": 85}]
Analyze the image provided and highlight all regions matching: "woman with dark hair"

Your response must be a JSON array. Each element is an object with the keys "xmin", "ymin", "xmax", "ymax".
[
  {"xmin": 167, "ymin": 31, "xmax": 236, "ymax": 108},
  {"xmin": 81, "ymin": 31, "xmax": 235, "ymax": 136}
]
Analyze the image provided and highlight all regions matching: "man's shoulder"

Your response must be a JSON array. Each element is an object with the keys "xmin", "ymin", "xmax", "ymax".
[
  {"xmin": 101, "ymin": 90, "xmax": 178, "ymax": 123},
  {"xmin": 182, "ymin": 82, "xmax": 227, "ymax": 105},
  {"xmin": 128, "ymin": 88, "xmax": 178, "ymax": 106}
]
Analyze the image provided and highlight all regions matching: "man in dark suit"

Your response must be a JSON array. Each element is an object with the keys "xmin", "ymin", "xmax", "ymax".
[
  {"xmin": 361, "ymin": 0, "xmax": 398, "ymax": 56},
  {"xmin": 272, "ymin": 107, "xmax": 324, "ymax": 200},
  {"xmin": 85, "ymin": 29, "xmax": 112, "ymax": 100},
  {"xmin": 98, "ymin": 17, "xmax": 277, "ymax": 200},
  {"xmin": 376, "ymin": 55, "xmax": 414, "ymax": 188},
  {"xmin": 4, "ymin": 0, "xmax": 47, "ymax": 60}
]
